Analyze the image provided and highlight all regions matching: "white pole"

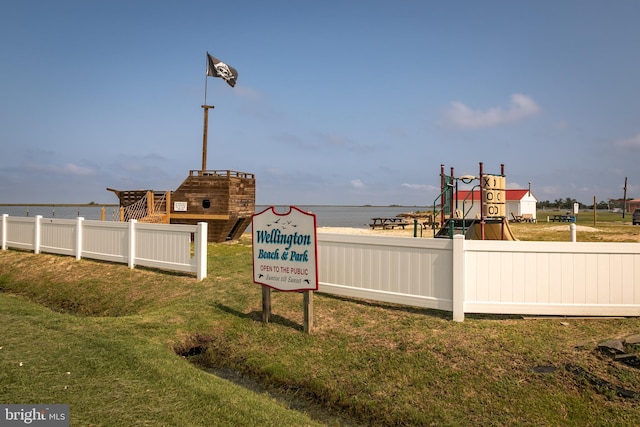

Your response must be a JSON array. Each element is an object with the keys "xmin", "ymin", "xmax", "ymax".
[
  {"xmin": 1, "ymin": 214, "xmax": 7, "ymax": 250},
  {"xmin": 570, "ymin": 223, "xmax": 576, "ymax": 242},
  {"xmin": 75, "ymin": 217, "xmax": 84, "ymax": 260},
  {"xmin": 34, "ymin": 215, "xmax": 42, "ymax": 254},
  {"xmin": 128, "ymin": 219, "xmax": 137, "ymax": 269},
  {"xmin": 452, "ymin": 234, "xmax": 465, "ymax": 322}
]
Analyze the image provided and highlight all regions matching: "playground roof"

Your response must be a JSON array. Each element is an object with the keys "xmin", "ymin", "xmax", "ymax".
[{"xmin": 455, "ymin": 189, "xmax": 536, "ymax": 201}]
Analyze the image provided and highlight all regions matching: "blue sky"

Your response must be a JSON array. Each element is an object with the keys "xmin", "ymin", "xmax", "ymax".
[{"xmin": 1, "ymin": 1, "xmax": 639, "ymax": 206}]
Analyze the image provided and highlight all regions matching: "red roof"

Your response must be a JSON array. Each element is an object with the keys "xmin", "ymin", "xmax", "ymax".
[{"xmin": 455, "ymin": 189, "xmax": 534, "ymax": 201}]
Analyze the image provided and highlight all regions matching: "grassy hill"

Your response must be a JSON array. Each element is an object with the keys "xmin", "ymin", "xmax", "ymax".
[{"xmin": 1, "ymin": 220, "xmax": 639, "ymax": 425}]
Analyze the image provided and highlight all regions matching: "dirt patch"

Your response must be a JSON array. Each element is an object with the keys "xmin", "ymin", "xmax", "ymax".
[
  {"xmin": 317, "ymin": 226, "xmax": 420, "ymax": 237},
  {"xmin": 318, "ymin": 223, "xmax": 640, "ymax": 242},
  {"xmin": 545, "ymin": 225, "xmax": 600, "ymax": 232}
]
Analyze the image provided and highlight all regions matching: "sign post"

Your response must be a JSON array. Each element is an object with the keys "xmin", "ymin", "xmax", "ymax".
[
  {"xmin": 262, "ymin": 286, "xmax": 271, "ymax": 323},
  {"xmin": 252, "ymin": 206, "xmax": 318, "ymax": 333}
]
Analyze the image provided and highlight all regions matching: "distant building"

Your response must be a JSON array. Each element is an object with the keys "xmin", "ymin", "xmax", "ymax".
[
  {"xmin": 453, "ymin": 189, "xmax": 538, "ymax": 221},
  {"xmin": 626, "ymin": 198, "xmax": 640, "ymax": 213}
]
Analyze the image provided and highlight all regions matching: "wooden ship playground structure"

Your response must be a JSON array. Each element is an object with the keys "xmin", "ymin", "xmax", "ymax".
[
  {"xmin": 106, "ymin": 168, "xmax": 255, "ymax": 243},
  {"xmin": 107, "ymin": 56, "xmax": 255, "ymax": 243}
]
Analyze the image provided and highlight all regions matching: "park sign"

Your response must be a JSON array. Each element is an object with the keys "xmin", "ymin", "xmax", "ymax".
[{"xmin": 252, "ymin": 206, "xmax": 318, "ymax": 292}]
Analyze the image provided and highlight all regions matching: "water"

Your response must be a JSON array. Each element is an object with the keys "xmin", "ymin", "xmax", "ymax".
[
  {"xmin": 1, "ymin": 205, "xmax": 430, "ymax": 229},
  {"xmin": 0, "ymin": 205, "xmax": 118, "ymax": 221},
  {"xmin": 256, "ymin": 205, "xmax": 431, "ymax": 228}
]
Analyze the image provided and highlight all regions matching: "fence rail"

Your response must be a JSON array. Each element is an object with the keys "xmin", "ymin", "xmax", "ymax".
[
  {"xmin": 1, "ymin": 215, "xmax": 207, "ymax": 280},
  {"xmin": 317, "ymin": 233, "xmax": 640, "ymax": 321}
]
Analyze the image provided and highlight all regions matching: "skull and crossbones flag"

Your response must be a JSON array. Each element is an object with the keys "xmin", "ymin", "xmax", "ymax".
[{"xmin": 206, "ymin": 53, "xmax": 238, "ymax": 87}]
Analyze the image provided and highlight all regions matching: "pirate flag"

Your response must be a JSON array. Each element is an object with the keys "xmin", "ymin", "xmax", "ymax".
[{"xmin": 206, "ymin": 53, "xmax": 238, "ymax": 87}]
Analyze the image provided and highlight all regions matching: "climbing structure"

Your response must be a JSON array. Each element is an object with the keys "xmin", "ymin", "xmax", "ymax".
[{"xmin": 432, "ymin": 163, "xmax": 516, "ymax": 240}]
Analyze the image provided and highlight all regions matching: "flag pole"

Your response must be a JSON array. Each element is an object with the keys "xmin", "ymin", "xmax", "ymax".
[{"xmin": 202, "ymin": 53, "xmax": 214, "ymax": 172}]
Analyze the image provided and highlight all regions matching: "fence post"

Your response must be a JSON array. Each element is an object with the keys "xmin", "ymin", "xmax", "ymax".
[
  {"xmin": 1, "ymin": 214, "xmax": 7, "ymax": 250},
  {"xmin": 196, "ymin": 222, "xmax": 208, "ymax": 281},
  {"xmin": 75, "ymin": 217, "xmax": 84, "ymax": 260},
  {"xmin": 452, "ymin": 234, "xmax": 465, "ymax": 322},
  {"xmin": 34, "ymin": 215, "xmax": 42, "ymax": 254},
  {"xmin": 128, "ymin": 219, "xmax": 137, "ymax": 269}
]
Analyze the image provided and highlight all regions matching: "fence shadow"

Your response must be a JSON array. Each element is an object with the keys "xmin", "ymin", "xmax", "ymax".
[{"xmin": 317, "ymin": 292, "xmax": 453, "ymax": 320}]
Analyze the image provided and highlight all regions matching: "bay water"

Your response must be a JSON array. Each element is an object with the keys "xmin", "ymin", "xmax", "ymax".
[{"xmin": 1, "ymin": 205, "xmax": 431, "ymax": 229}]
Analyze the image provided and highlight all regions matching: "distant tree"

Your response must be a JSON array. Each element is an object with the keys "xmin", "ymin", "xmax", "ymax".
[
  {"xmin": 539, "ymin": 197, "xmax": 595, "ymax": 210},
  {"xmin": 553, "ymin": 198, "xmax": 563, "ymax": 209},
  {"xmin": 564, "ymin": 197, "xmax": 579, "ymax": 210},
  {"xmin": 537, "ymin": 200, "xmax": 551, "ymax": 209},
  {"xmin": 608, "ymin": 198, "xmax": 626, "ymax": 211}
]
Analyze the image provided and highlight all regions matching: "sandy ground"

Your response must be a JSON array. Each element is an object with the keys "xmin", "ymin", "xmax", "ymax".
[
  {"xmin": 250, "ymin": 223, "xmax": 638, "ymax": 242},
  {"xmin": 544, "ymin": 225, "xmax": 600, "ymax": 232},
  {"xmin": 318, "ymin": 225, "xmax": 602, "ymax": 234},
  {"xmin": 317, "ymin": 226, "xmax": 422, "ymax": 237}
]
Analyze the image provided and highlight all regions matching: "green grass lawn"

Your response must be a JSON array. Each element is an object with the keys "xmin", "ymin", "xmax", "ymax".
[
  {"xmin": 0, "ymin": 248, "xmax": 325, "ymax": 426},
  {"xmin": 1, "ymin": 221, "xmax": 640, "ymax": 426},
  {"xmin": 1, "ymin": 294, "xmax": 324, "ymax": 426},
  {"xmin": 510, "ymin": 210, "xmax": 640, "ymax": 242}
]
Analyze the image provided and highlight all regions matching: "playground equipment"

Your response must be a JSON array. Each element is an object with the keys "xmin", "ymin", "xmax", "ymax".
[
  {"xmin": 105, "ymin": 54, "xmax": 255, "ymax": 243},
  {"xmin": 432, "ymin": 162, "xmax": 517, "ymax": 240}
]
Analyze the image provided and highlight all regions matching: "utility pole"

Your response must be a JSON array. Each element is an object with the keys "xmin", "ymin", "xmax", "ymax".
[{"xmin": 622, "ymin": 177, "xmax": 628, "ymax": 218}]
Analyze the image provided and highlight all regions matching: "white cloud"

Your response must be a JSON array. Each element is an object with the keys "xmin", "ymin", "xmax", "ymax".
[
  {"xmin": 315, "ymin": 132, "xmax": 351, "ymax": 148},
  {"xmin": 120, "ymin": 162, "xmax": 146, "ymax": 173},
  {"xmin": 313, "ymin": 131, "xmax": 367, "ymax": 152},
  {"xmin": 235, "ymin": 85, "xmax": 261, "ymax": 100},
  {"xmin": 63, "ymin": 163, "xmax": 94, "ymax": 176},
  {"xmin": 277, "ymin": 131, "xmax": 365, "ymax": 152},
  {"xmin": 277, "ymin": 132, "xmax": 313, "ymax": 149},
  {"xmin": 553, "ymin": 120, "xmax": 569, "ymax": 131},
  {"xmin": 265, "ymin": 167, "xmax": 287, "ymax": 177},
  {"xmin": 24, "ymin": 162, "xmax": 95, "ymax": 176},
  {"xmin": 614, "ymin": 133, "xmax": 640, "ymax": 150},
  {"xmin": 401, "ymin": 183, "xmax": 438, "ymax": 191},
  {"xmin": 442, "ymin": 94, "xmax": 541, "ymax": 129},
  {"xmin": 505, "ymin": 181, "xmax": 535, "ymax": 191},
  {"xmin": 386, "ymin": 127, "xmax": 409, "ymax": 139},
  {"xmin": 350, "ymin": 179, "xmax": 365, "ymax": 189}
]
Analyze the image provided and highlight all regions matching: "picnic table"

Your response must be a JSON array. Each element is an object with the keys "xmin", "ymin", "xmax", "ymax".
[
  {"xmin": 549, "ymin": 214, "xmax": 576, "ymax": 223},
  {"xmin": 420, "ymin": 214, "xmax": 440, "ymax": 229},
  {"xmin": 369, "ymin": 217, "xmax": 411, "ymax": 229},
  {"xmin": 512, "ymin": 213, "xmax": 537, "ymax": 223}
]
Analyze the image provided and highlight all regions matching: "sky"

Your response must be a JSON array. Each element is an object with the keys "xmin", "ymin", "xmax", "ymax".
[{"xmin": 1, "ymin": 1, "xmax": 639, "ymax": 206}]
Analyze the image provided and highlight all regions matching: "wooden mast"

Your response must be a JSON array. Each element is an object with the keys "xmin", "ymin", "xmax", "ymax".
[{"xmin": 201, "ymin": 104, "xmax": 214, "ymax": 171}]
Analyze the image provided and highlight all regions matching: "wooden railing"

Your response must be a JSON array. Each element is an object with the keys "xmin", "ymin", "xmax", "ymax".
[{"xmin": 190, "ymin": 170, "xmax": 255, "ymax": 179}]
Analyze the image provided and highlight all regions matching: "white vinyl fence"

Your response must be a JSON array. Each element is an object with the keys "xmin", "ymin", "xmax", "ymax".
[
  {"xmin": 1, "ymin": 215, "xmax": 207, "ymax": 280},
  {"xmin": 317, "ymin": 233, "xmax": 640, "ymax": 321}
]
